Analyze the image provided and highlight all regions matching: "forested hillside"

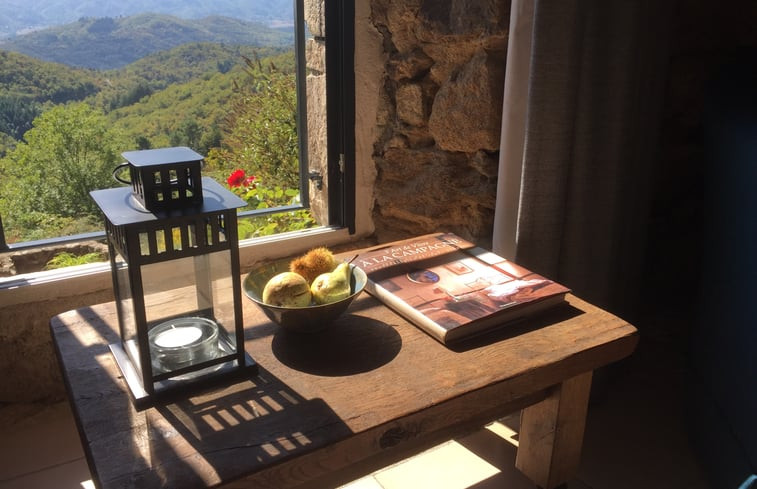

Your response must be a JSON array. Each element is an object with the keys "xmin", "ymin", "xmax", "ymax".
[
  {"xmin": 0, "ymin": 42, "xmax": 291, "ymax": 155},
  {"xmin": 91, "ymin": 43, "xmax": 288, "ymax": 112},
  {"xmin": 0, "ymin": 50, "xmax": 99, "ymax": 140},
  {"xmin": 0, "ymin": 6, "xmax": 311, "ymax": 248},
  {"xmin": 0, "ymin": 41, "xmax": 307, "ymax": 244},
  {"xmin": 0, "ymin": 50, "xmax": 98, "ymax": 102},
  {"xmin": 0, "ymin": 14, "xmax": 293, "ymax": 69},
  {"xmin": 105, "ymin": 49, "xmax": 296, "ymax": 155}
]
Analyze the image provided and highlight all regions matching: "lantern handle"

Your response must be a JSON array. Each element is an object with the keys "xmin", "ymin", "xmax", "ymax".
[{"xmin": 113, "ymin": 163, "xmax": 131, "ymax": 185}]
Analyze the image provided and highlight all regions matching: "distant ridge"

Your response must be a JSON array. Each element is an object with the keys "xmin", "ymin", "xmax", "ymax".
[
  {"xmin": 0, "ymin": 0, "xmax": 293, "ymax": 38},
  {"xmin": 0, "ymin": 13, "xmax": 293, "ymax": 70}
]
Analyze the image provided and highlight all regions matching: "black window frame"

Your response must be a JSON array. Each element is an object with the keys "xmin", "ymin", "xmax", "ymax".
[{"xmin": 325, "ymin": 0, "xmax": 356, "ymax": 234}]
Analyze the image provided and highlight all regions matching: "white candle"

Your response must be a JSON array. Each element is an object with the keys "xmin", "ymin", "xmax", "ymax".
[{"xmin": 154, "ymin": 325, "xmax": 203, "ymax": 349}]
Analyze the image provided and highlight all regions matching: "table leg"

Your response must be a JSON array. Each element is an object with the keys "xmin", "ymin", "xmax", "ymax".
[{"xmin": 515, "ymin": 371, "xmax": 593, "ymax": 489}]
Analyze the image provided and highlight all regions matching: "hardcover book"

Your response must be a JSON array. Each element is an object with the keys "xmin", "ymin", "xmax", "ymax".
[{"xmin": 355, "ymin": 233, "xmax": 570, "ymax": 344}]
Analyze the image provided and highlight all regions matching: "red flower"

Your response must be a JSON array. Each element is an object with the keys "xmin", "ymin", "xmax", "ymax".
[
  {"xmin": 227, "ymin": 169, "xmax": 246, "ymax": 188},
  {"xmin": 243, "ymin": 175, "xmax": 256, "ymax": 188}
]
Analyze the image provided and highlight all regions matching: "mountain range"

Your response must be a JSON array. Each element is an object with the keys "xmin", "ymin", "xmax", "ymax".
[
  {"xmin": 0, "ymin": 0, "xmax": 293, "ymax": 38},
  {"xmin": 0, "ymin": 13, "xmax": 294, "ymax": 70}
]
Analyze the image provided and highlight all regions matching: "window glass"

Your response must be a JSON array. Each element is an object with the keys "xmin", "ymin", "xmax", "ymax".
[{"xmin": 0, "ymin": 1, "xmax": 336, "ymax": 259}]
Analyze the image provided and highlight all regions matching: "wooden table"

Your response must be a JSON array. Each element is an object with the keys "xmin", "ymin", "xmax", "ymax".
[{"xmin": 51, "ymin": 291, "xmax": 637, "ymax": 489}]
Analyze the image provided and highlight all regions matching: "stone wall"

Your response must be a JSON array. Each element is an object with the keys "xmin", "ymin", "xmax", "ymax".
[
  {"xmin": 0, "ymin": 242, "xmax": 113, "ymax": 402},
  {"xmin": 367, "ymin": 0, "xmax": 510, "ymax": 248},
  {"xmin": 304, "ymin": 0, "xmax": 510, "ymax": 246},
  {"xmin": 0, "ymin": 241, "xmax": 108, "ymax": 277},
  {"xmin": 1, "ymin": 285, "xmax": 114, "ymax": 402}
]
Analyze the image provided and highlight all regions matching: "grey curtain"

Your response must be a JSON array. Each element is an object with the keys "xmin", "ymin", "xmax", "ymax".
[{"xmin": 493, "ymin": 0, "xmax": 671, "ymax": 314}]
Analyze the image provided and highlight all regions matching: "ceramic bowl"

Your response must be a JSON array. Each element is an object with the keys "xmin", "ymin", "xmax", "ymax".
[{"xmin": 243, "ymin": 258, "xmax": 367, "ymax": 333}]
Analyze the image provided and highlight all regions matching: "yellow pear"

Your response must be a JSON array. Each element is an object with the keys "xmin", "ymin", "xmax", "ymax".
[{"xmin": 310, "ymin": 262, "xmax": 352, "ymax": 305}]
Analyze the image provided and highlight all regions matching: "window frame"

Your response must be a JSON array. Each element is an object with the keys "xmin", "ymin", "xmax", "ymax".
[
  {"xmin": 0, "ymin": 0, "xmax": 356, "ymax": 254},
  {"xmin": 325, "ymin": 0, "xmax": 356, "ymax": 233}
]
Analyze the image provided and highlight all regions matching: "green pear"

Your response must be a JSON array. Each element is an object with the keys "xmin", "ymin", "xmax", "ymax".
[
  {"xmin": 310, "ymin": 262, "xmax": 352, "ymax": 305},
  {"xmin": 262, "ymin": 272, "xmax": 312, "ymax": 307}
]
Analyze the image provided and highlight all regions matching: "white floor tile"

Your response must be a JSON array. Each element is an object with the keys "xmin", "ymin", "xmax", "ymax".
[
  {"xmin": 0, "ymin": 401, "xmax": 88, "ymax": 485},
  {"xmin": 372, "ymin": 440, "xmax": 500, "ymax": 489},
  {"xmin": 0, "ymin": 458, "xmax": 90, "ymax": 489},
  {"xmin": 339, "ymin": 475, "xmax": 385, "ymax": 489}
]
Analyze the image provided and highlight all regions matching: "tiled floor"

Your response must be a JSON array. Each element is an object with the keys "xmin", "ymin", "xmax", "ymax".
[{"xmin": 0, "ymin": 331, "xmax": 711, "ymax": 489}]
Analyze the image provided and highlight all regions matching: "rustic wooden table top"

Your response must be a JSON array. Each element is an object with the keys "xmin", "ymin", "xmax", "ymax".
[{"xmin": 51, "ymin": 290, "xmax": 637, "ymax": 489}]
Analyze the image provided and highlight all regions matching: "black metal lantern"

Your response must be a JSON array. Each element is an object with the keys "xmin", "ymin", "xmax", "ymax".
[{"xmin": 91, "ymin": 147, "xmax": 256, "ymax": 409}]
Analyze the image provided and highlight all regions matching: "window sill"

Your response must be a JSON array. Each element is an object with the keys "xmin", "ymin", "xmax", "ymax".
[{"xmin": 0, "ymin": 226, "xmax": 368, "ymax": 307}]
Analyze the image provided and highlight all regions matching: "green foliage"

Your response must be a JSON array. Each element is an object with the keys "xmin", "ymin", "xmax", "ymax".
[
  {"xmin": 0, "ymin": 50, "xmax": 100, "ymax": 103},
  {"xmin": 0, "ymin": 43, "xmax": 290, "ymax": 147},
  {"xmin": 231, "ymin": 179, "xmax": 317, "ymax": 239},
  {"xmin": 0, "ymin": 24, "xmax": 291, "ymax": 147},
  {"xmin": 106, "ymin": 81, "xmax": 153, "ymax": 111},
  {"xmin": 0, "ymin": 50, "xmax": 100, "ymax": 141},
  {"xmin": 237, "ymin": 207, "xmax": 317, "ymax": 239},
  {"xmin": 0, "ymin": 43, "xmax": 314, "ymax": 244},
  {"xmin": 0, "ymin": 95, "xmax": 41, "ymax": 140},
  {"xmin": 92, "ymin": 43, "xmax": 284, "ymax": 112},
  {"xmin": 0, "ymin": 103, "xmax": 127, "ymax": 235},
  {"xmin": 0, "ymin": 210, "xmax": 101, "ymax": 243},
  {"xmin": 105, "ymin": 49, "xmax": 296, "ymax": 158},
  {"xmin": 204, "ymin": 50, "xmax": 315, "ymax": 238},
  {"xmin": 106, "ymin": 69, "xmax": 237, "ymax": 154},
  {"xmin": 0, "ymin": 132, "xmax": 17, "ymax": 158},
  {"xmin": 45, "ymin": 251, "xmax": 107, "ymax": 270},
  {"xmin": 206, "ymin": 53, "xmax": 299, "ymax": 190}
]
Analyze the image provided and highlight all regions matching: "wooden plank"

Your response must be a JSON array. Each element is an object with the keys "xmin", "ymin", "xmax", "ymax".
[{"xmin": 515, "ymin": 371, "xmax": 593, "ymax": 489}]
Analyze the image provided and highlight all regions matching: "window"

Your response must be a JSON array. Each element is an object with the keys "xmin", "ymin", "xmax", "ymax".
[{"xmin": 0, "ymin": 1, "xmax": 358, "ymax": 271}]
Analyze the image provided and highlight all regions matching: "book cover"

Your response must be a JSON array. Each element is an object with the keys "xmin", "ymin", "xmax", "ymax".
[{"xmin": 355, "ymin": 233, "xmax": 570, "ymax": 344}]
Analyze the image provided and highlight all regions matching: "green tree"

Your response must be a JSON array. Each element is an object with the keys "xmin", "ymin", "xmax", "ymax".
[
  {"xmin": 0, "ymin": 95, "xmax": 41, "ymax": 140},
  {"xmin": 0, "ymin": 103, "xmax": 127, "ymax": 224},
  {"xmin": 204, "ymin": 52, "xmax": 317, "ymax": 238},
  {"xmin": 135, "ymin": 134, "xmax": 152, "ymax": 149},
  {"xmin": 207, "ymin": 56, "xmax": 299, "ymax": 191},
  {"xmin": 109, "ymin": 81, "xmax": 153, "ymax": 111},
  {"xmin": 0, "ymin": 132, "xmax": 17, "ymax": 158},
  {"xmin": 169, "ymin": 118, "xmax": 203, "ymax": 151}
]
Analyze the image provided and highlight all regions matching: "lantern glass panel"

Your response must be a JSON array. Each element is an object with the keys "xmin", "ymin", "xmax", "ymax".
[
  {"xmin": 140, "ymin": 250, "xmax": 238, "ymax": 377},
  {"xmin": 112, "ymin": 250, "xmax": 139, "ymax": 370}
]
